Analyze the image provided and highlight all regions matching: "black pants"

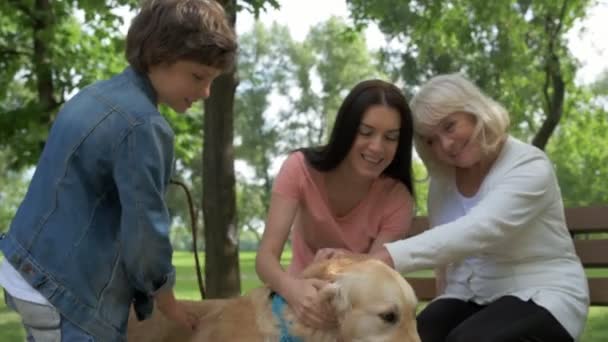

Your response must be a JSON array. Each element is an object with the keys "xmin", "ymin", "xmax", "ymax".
[{"xmin": 417, "ymin": 296, "xmax": 573, "ymax": 342}]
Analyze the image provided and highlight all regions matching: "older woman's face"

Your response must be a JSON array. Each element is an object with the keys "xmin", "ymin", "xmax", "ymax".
[{"xmin": 422, "ymin": 112, "xmax": 481, "ymax": 169}]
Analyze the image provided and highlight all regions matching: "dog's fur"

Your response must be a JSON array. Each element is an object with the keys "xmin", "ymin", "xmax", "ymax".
[{"xmin": 127, "ymin": 257, "xmax": 420, "ymax": 342}]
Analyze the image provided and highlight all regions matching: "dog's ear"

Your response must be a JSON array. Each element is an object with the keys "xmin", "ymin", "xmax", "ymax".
[{"xmin": 318, "ymin": 282, "xmax": 350, "ymax": 314}]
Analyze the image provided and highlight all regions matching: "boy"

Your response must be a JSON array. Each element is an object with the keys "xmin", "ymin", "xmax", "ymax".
[{"xmin": 0, "ymin": 0, "xmax": 237, "ymax": 340}]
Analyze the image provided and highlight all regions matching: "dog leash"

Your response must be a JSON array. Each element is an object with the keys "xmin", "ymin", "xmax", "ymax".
[
  {"xmin": 170, "ymin": 179, "xmax": 205, "ymax": 299},
  {"xmin": 271, "ymin": 293, "xmax": 304, "ymax": 342}
]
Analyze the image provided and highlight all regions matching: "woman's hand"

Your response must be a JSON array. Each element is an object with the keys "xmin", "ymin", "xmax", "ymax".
[
  {"xmin": 282, "ymin": 277, "xmax": 337, "ymax": 330},
  {"xmin": 313, "ymin": 247, "xmax": 395, "ymax": 269},
  {"xmin": 313, "ymin": 247, "xmax": 351, "ymax": 262},
  {"xmin": 155, "ymin": 289, "xmax": 198, "ymax": 331}
]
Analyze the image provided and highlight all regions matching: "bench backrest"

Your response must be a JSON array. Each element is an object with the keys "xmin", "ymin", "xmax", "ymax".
[{"xmin": 405, "ymin": 206, "xmax": 608, "ymax": 305}]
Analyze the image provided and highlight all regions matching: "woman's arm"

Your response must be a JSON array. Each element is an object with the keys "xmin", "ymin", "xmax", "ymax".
[
  {"xmin": 385, "ymin": 155, "xmax": 555, "ymax": 273},
  {"xmin": 369, "ymin": 184, "xmax": 414, "ymax": 253},
  {"xmin": 255, "ymin": 192, "xmax": 332, "ymax": 329},
  {"xmin": 255, "ymin": 192, "xmax": 299, "ymax": 295},
  {"xmin": 368, "ymin": 229, "xmax": 408, "ymax": 253}
]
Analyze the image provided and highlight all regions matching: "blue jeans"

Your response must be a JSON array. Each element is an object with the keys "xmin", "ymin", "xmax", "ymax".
[{"xmin": 4, "ymin": 290, "xmax": 95, "ymax": 342}]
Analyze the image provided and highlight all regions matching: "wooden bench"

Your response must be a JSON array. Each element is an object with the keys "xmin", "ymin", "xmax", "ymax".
[{"xmin": 405, "ymin": 206, "xmax": 608, "ymax": 305}]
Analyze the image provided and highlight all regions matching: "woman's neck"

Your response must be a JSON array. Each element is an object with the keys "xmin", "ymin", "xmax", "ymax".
[
  {"xmin": 455, "ymin": 141, "xmax": 504, "ymax": 196},
  {"xmin": 328, "ymin": 162, "xmax": 374, "ymax": 191},
  {"xmin": 324, "ymin": 166, "xmax": 374, "ymax": 217}
]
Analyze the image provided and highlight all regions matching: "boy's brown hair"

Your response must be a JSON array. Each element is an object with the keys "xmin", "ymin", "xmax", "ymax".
[{"xmin": 126, "ymin": 0, "xmax": 237, "ymax": 73}]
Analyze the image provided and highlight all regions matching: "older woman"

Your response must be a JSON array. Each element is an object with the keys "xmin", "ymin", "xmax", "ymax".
[{"xmin": 369, "ymin": 73, "xmax": 589, "ymax": 341}]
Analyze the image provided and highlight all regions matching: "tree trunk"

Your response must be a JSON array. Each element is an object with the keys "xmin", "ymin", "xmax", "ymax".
[
  {"xmin": 32, "ymin": 0, "xmax": 57, "ymax": 117},
  {"xmin": 532, "ymin": 0, "xmax": 568, "ymax": 150},
  {"xmin": 202, "ymin": 0, "xmax": 240, "ymax": 298},
  {"xmin": 533, "ymin": 58, "xmax": 564, "ymax": 150}
]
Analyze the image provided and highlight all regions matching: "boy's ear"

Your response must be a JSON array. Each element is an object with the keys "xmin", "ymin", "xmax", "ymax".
[{"xmin": 319, "ymin": 281, "xmax": 350, "ymax": 314}]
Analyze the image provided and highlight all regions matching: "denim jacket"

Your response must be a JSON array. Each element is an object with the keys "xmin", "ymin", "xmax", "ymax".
[{"xmin": 0, "ymin": 67, "xmax": 175, "ymax": 341}]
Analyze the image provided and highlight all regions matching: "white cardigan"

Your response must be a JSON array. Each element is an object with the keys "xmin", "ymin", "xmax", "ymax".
[{"xmin": 385, "ymin": 136, "xmax": 589, "ymax": 340}]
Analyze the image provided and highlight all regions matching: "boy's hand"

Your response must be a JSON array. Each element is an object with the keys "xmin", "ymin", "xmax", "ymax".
[{"xmin": 155, "ymin": 289, "xmax": 198, "ymax": 331}]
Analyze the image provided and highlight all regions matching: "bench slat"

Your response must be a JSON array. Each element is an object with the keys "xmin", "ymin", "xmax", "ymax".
[
  {"xmin": 566, "ymin": 206, "xmax": 608, "ymax": 233},
  {"xmin": 409, "ymin": 217, "xmax": 430, "ymax": 236},
  {"xmin": 411, "ymin": 206, "xmax": 608, "ymax": 235},
  {"xmin": 589, "ymin": 278, "xmax": 608, "ymax": 306},
  {"xmin": 408, "ymin": 277, "xmax": 608, "ymax": 306},
  {"xmin": 574, "ymin": 240, "xmax": 608, "ymax": 267},
  {"xmin": 406, "ymin": 278, "xmax": 436, "ymax": 301}
]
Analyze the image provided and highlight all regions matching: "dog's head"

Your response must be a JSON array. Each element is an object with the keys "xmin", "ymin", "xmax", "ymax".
[{"xmin": 306, "ymin": 257, "xmax": 420, "ymax": 342}]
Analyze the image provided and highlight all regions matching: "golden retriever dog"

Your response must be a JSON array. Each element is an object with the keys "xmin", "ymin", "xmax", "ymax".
[{"xmin": 127, "ymin": 257, "xmax": 420, "ymax": 342}]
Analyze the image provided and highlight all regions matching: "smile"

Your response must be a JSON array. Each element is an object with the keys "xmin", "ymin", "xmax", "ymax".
[{"xmin": 362, "ymin": 153, "xmax": 383, "ymax": 165}]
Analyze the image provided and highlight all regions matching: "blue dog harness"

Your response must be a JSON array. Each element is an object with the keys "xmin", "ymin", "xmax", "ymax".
[{"xmin": 271, "ymin": 293, "xmax": 304, "ymax": 342}]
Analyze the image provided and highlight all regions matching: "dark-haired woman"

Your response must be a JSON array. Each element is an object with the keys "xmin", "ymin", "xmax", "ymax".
[{"xmin": 255, "ymin": 79, "xmax": 416, "ymax": 328}]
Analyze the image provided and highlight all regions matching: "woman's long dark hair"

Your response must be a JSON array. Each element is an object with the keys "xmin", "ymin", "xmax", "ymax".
[{"xmin": 299, "ymin": 79, "xmax": 415, "ymax": 197}]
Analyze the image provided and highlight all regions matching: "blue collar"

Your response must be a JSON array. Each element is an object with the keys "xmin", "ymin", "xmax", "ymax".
[{"xmin": 271, "ymin": 293, "xmax": 304, "ymax": 342}]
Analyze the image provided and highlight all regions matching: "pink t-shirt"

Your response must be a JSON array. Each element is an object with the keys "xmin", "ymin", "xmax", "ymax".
[{"xmin": 272, "ymin": 151, "xmax": 413, "ymax": 274}]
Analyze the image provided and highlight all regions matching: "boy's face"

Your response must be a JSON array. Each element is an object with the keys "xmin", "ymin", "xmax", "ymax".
[{"xmin": 148, "ymin": 60, "xmax": 222, "ymax": 113}]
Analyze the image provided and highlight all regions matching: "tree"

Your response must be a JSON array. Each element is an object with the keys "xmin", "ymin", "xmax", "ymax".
[
  {"xmin": 202, "ymin": 0, "xmax": 279, "ymax": 298},
  {"xmin": 231, "ymin": 18, "xmax": 386, "ymax": 254},
  {"xmin": 281, "ymin": 16, "xmax": 384, "ymax": 148},
  {"xmin": 234, "ymin": 22, "xmax": 293, "ymax": 242},
  {"xmin": 591, "ymin": 69, "xmax": 608, "ymax": 97},
  {"xmin": 547, "ymin": 88, "xmax": 608, "ymax": 206},
  {"xmin": 0, "ymin": 149, "xmax": 28, "ymax": 233},
  {"xmin": 0, "ymin": 0, "xmax": 138, "ymax": 167},
  {"xmin": 346, "ymin": 0, "xmax": 592, "ymax": 150}
]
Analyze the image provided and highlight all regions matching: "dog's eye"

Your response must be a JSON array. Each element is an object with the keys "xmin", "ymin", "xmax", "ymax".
[{"xmin": 379, "ymin": 311, "xmax": 398, "ymax": 324}]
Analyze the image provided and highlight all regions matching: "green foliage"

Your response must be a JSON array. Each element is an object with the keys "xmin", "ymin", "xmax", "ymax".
[
  {"xmin": 412, "ymin": 160, "xmax": 429, "ymax": 215},
  {"xmin": 238, "ymin": 0, "xmax": 280, "ymax": 17},
  {"xmin": 239, "ymin": 229, "xmax": 262, "ymax": 251},
  {"xmin": 547, "ymin": 89, "xmax": 608, "ymax": 206},
  {"xmin": 0, "ymin": 149, "xmax": 29, "ymax": 233},
  {"xmin": 346, "ymin": 0, "xmax": 607, "ymax": 209},
  {"xmin": 282, "ymin": 16, "xmax": 385, "ymax": 147},
  {"xmin": 236, "ymin": 181, "xmax": 267, "ymax": 240},
  {"xmin": 0, "ymin": 0, "xmax": 139, "ymax": 168},
  {"xmin": 169, "ymin": 222, "xmax": 196, "ymax": 251},
  {"xmin": 233, "ymin": 18, "xmax": 387, "ymax": 237},
  {"xmin": 160, "ymin": 101, "xmax": 205, "ymax": 177},
  {"xmin": 306, "ymin": 17, "xmax": 381, "ymax": 137},
  {"xmin": 590, "ymin": 70, "xmax": 608, "ymax": 97},
  {"xmin": 346, "ymin": 0, "xmax": 591, "ymax": 143},
  {"xmin": 234, "ymin": 22, "xmax": 294, "ymax": 235}
]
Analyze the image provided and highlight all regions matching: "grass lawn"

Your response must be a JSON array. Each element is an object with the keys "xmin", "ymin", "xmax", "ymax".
[{"xmin": 1, "ymin": 251, "xmax": 607, "ymax": 341}]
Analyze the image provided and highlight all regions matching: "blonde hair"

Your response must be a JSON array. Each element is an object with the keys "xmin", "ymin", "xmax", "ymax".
[{"xmin": 410, "ymin": 73, "xmax": 510, "ymax": 175}]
